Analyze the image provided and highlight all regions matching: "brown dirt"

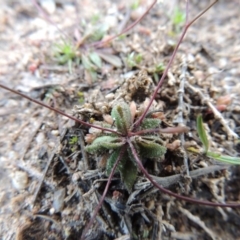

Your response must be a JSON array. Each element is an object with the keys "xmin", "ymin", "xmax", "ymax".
[{"xmin": 0, "ymin": 0, "xmax": 240, "ymax": 240}]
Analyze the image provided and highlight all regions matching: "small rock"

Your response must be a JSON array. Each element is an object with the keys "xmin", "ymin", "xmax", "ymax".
[
  {"xmin": 12, "ymin": 171, "xmax": 28, "ymax": 190},
  {"xmin": 53, "ymin": 188, "xmax": 65, "ymax": 212},
  {"xmin": 40, "ymin": 0, "xmax": 56, "ymax": 14}
]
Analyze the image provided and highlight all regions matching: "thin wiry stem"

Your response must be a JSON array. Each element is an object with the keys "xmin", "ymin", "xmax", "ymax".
[
  {"xmin": 90, "ymin": 0, "xmax": 157, "ymax": 48},
  {"xmin": 128, "ymin": 139, "xmax": 240, "ymax": 208},
  {"xmin": 130, "ymin": 126, "xmax": 189, "ymax": 136},
  {"xmin": 31, "ymin": 0, "xmax": 69, "ymax": 40},
  {"xmin": 177, "ymin": 56, "xmax": 189, "ymax": 176},
  {"xmin": 133, "ymin": 0, "xmax": 218, "ymax": 129},
  {"xmin": 80, "ymin": 145, "xmax": 127, "ymax": 240},
  {"xmin": 0, "ymin": 84, "xmax": 121, "ymax": 136}
]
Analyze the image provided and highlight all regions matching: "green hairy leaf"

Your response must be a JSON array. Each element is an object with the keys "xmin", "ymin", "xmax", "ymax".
[
  {"xmin": 119, "ymin": 159, "xmax": 138, "ymax": 192},
  {"xmin": 85, "ymin": 135, "xmax": 125, "ymax": 153},
  {"xmin": 106, "ymin": 149, "xmax": 137, "ymax": 192},
  {"xmin": 106, "ymin": 149, "xmax": 127, "ymax": 175},
  {"xmin": 197, "ymin": 115, "xmax": 209, "ymax": 153},
  {"xmin": 136, "ymin": 136, "xmax": 166, "ymax": 158},
  {"xmin": 85, "ymin": 102, "xmax": 167, "ymax": 192},
  {"xmin": 141, "ymin": 118, "xmax": 161, "ymax": 130},
  {"xmin": 111, "ymin": 102, "xmax": 133, "ymax": 135}
]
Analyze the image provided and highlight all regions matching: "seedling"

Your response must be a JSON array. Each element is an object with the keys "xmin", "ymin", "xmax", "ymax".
[
  {"xmin": 53, "ymin": 40, "xmax": 78, "ymax": 73},
  {"xmin": 53, "ymin": 35, "xmax": 104, "ymax": 78},
  {"xmin": 85, "ymin": 101, "xmax": 166, "ymax": 192},
  {"xmin": 77, "ymin": 91, "xmax": 85, "ymax": 104},
  {"xmin": 172, "ymin": 6, "xmax": 186, "ymax": 32},
  {"xmin": 1, "ymin": 0, "xmax": 239, "ymax": 239},
  {"xmin": 126, "ymin": 52, "xmax": 143, "ymax": 68},
  {"xmin": 51, "ymin": 11, "xmax": 115, "ymax": 77},
  {"xmin": 69, "ymin": 135, "xmax": 79, "ymax": 145},
  {"xmin": 152, "ymin": 62, "xmax": 165, "ymax": 83},
  {"xmin": 131, "ymin": 0, "xmax": 140, "ymax": 10},
  {"xmin": 172, "ymin": 7, "xmax": 185, "ymax": 25},
  {"xmin": 90, "ymin": 13, "xmax": 101, "ymax": 25},
  {"xmin": 188, "ymin": 115, "xmax": 240, "ymax": 165}
]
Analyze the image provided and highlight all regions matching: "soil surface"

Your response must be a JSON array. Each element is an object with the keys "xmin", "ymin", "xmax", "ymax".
[{"xmin": 0, "ymin": 1, "xmax": 240, "ymax": 240}]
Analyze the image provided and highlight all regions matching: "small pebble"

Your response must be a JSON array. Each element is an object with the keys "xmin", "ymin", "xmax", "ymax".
[
  {"xmin": 51, "ymin": 130, "xmax": 59, "ymax": 136},
  {"xmin": 12, "ymin": 171, "xmax": 28, "ymax": 190},
  {"xmin": 53, "ymin": 188, "xmax": 65, "ymax": 212},
  {"xmin": 40, "ymin": 0, "xmax": 56, "ymax": 14}
]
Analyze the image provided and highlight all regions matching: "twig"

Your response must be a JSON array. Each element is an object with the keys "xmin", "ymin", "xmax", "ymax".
[
  {"xmin": 12, "ymin": 121, "xmax": 29, "ymax": 142},
  {"xmin": 117, "ymin": 8, "xmax": 131, "ymax": 33},
  {"xmin": 20, "ymin": 109, "xmax": 49, "ymax": 161},
  {"xmin": 81, "ymin": 146, "xmax": 127, "ymax": 239},
  {"xmin": 134, "ymin": 165, "xmax": 228, "ymax": 190},
  {"xmin": 185, "ymin": 82, "xmax": 238, "ymax": 140},
  {"xmin": 94, "ymin": 191, "xmax": 115, "ymax": 230},
  {"xmin": 78, "ymin": 130, "xmax": 89, "ymax": 171},
  {"xmin": 177, "ymin": 55, "xmax": 189, "ymax": 176},
  {"xmin": 31, "ymin": 127, "xmax": 68, "ymax": 206},
  {"xmin": 31, "ymin": 151, "xmax": 56, "ymax": 207},
  {"xmin": 58, "ymin": 155, "xmax": 72, "ymax": 174},
  {"xmin": 178, "ymin": 206, "xmax": 217, "ymax": 240},
  {"xmin": 202, "ymin": 176, "xmax": 226, "ymax": 203},
  {"xmin": 128, "ymin": 139, "xmax": 240, "ymax": 207},
  {"xmin": 16, "ymin": 161, "xmax": 53, "ymax": 188},
  {"xmin": 34, "ymin": 214, "xmax": 61, "ymax": 229}
]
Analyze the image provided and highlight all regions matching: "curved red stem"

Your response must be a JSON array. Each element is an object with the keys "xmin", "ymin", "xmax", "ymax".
[
  {"xmin": 0, "ymin": 84, "xmax": 121, "ymax": 136},
  {"xmin": 133, "ymin": 0, "xmax": 218, "ymax": 129},
  {"xmin": 128, "ymin": 139, "xmax": 240, "ymax": 208},
  {"xmin": 80, "ymin": 145, "xmax": 127, "ymax": 240},
  {"xmin": 90, "ymin": 0, "xmax": 157, "ymax": 48}
]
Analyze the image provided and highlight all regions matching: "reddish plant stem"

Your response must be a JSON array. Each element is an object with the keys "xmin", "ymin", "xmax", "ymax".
[
  {"xmin": 130, "ymin": 126, "xmax": 189, "ymax": 136},
  {"xmin": 80, "ymin": 145, "xmax": 127, "ymax": 240},
  {"xmin": 32, "ymin": 0, "xmax": 69, "ymax": 40},
  {"xmin": 133, "ymin": 0, "xmax": 218, "ymax": 129},
  {"xmin": 127, "ymin": 138, "xmax": 240, "ymax": 208},
  {"xmin": 0, "ymin": 84, "xmax": 121, "ymax": 136},
  {"xmin": 90, "ymin": 0, "xmax": 157, "ymax": 48}
]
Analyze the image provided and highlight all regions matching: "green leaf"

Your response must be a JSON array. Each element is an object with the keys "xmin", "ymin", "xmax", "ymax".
[
  {"xmin": 96, "ymin": 51, "xmax": 122, "ymax": 68},
  {"xmin": 53, "ymin": 41, "xmax": 76, "ymax": 65},
  {"xmin": 172, "ymin": 7, "xmax": 185, "ymax": 26},
  {"xmin": 131, "ymin": 0, "xmax": 140, "ymax": 10},
  {"xmin": 141, "ymin": 118, "xmax": 161, "ymax": 130},
  {"xmin": 81, "ymin": 54, "xmax": 94, "ymax": 70},
  {"xmin": 69, "ymin": 136, "xmax": 78, "ymax": 145},
  {"xmin": 155, "ymin": 63, "xmax": 165, "ymax": 73},
  {"xmin": 207, "ymin": 151, "xmax": 240, "ymax": 165},
  {"xmin": 106, "ymin": 149, "xmax": 127, "ymax": 175},
  {"xmin": 136, "ymin": 136, "xmax": 166, "ymax": 158},
  {"xmin": 106, "ymin": 149, "xmax": 137, "ymax": 192},
  {"xmin": 111, "ymin": 102, "xmax": 132, "ymax": 135},
  {"xmin": 126, "ymin": 52, "xmax": 142, "ymax": 68},
  {"xmin": 89, "ymin": 52, "xmax": 102, "ymax": 68},
  {"xmin": 120, "ymin": 158, "xmax": 138, "ymax": 192},
  {"xmin": 85, "ymin": 135, "xmax": 124, "ymax": 153},
  {"xmin": 197, "ymin": 115, "xmax": 209, "ymax": 153}
]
